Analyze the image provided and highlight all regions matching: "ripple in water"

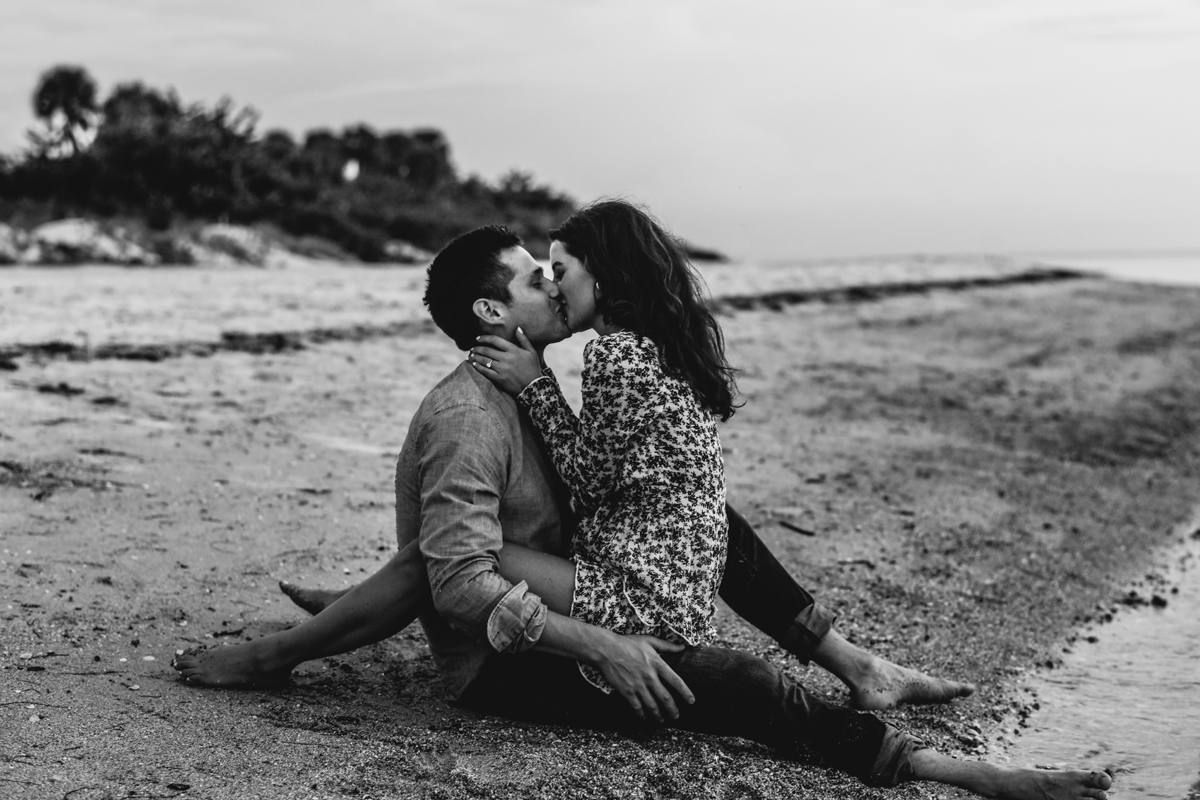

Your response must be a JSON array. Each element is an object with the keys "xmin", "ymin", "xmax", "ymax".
[{"xmin": 1004, "ymin": 512, "xmax": 1200, "ymax": 799}]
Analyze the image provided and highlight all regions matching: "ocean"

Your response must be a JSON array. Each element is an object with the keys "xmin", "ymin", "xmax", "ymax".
[{"xmin": 1029, "ymin": 252, "xmax": 1200, "ymax": 288}]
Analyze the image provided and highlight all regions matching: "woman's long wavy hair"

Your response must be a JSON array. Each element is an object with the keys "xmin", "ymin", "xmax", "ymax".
[{"xmin": 550, "ymin": 200, "xmax": 740, "ymax": 421}]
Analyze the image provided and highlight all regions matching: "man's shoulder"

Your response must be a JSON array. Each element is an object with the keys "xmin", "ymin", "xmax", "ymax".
[
  {"xmin": 412, "ymin": 362, "xmax": 518, "ymax": 441},
  {"xmin": 421, "ymin": 361, "xmax": 490, "ymax": 414}
]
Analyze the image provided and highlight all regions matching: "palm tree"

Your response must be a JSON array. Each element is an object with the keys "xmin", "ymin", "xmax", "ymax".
[{"xmin": 31, "ymin": 65, "xmax": 98, "ymax": 156}]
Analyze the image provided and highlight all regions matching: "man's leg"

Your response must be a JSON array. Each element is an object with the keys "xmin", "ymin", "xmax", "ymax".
[
  {"xmin": 720, "ymin": 504, "xmax": 974, "ymax": 709},
  {"xmin": 906, "ymin": 750, "xmax": 1112, "ymax": 800},
  {"xmin": 460, "ymin": 646, "xmax": 1110, "ymax": 800},
  {"xmin": 463, "ymin": 646, "xmax": 891, "ymax": 779},
  {"xmin": 172, "ymin": 539, "xmax": 429, "ymax": 686},
  {"xmin": 672, "ymin": 647, "xmax": 1110, "ymax": 798}
]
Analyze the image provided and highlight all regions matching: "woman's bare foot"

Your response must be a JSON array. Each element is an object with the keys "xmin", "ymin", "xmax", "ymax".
[
  {"xmin": 910, "ymin": 750, "xmax": 1112, "ymax": 800},
  {"xmin": 171, "ymin": 639, "xmax": 296, "ymax": 688},
  {"xmin": 279, "ymin": 580, "xmax": 349, "ymax": 616},
  {"xmin": 849, "ymin": 656, "xmax": 976, "ymax": 710},
  {"xmin": 813, "ymin": 629, "xmax": 975, "ymax": 710}
]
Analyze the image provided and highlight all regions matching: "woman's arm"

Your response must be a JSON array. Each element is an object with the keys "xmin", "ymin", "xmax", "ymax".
[{"xmin": 519, "ymin": 333, "xmax": 661, "ymax": 509}]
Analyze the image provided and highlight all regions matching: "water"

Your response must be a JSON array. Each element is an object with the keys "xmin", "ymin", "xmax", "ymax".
[
  {"xmin": 1029, "ymin": 252, "xmax": 1200, "ymax": 288},
  {"xmin": 1004, "ymin": 511, "xmax": 1200, "ymax": 799}
]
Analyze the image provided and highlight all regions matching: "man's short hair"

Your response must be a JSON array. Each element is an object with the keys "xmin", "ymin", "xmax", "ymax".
[{"xmin": 423, "ymin": 226, "xmax": 521, "ymax": 350}]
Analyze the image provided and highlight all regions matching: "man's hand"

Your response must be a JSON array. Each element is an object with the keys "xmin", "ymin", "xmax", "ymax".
[
  {"xmin": 471, "ymin": 328, "xmax": 544, "ymax": 395},
  {"xmin": 534, "ymin": 611, "xmax": 696, "ymax": 723},
  {"xmin": 593, "ymin": 633, "xmax": 696, "ymax": 723}
]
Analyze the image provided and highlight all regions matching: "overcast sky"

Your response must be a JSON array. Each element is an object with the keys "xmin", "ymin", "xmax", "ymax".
[{"xmin": 2, "ymin": 0, "xmax": 1197, "ymax": 259}]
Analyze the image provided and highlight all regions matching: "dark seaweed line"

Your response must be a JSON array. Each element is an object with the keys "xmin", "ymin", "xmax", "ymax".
[
  {"xmin": 708, "ymin": 267, "xmax": 1087, "ymax": 312},
  {"xmin": 0, "ymin": 319, "xmax": 438, "ymax": 363},
  {"xmin": 0, "ymin": 268, "xmax": 1085, "ymax": 365}
]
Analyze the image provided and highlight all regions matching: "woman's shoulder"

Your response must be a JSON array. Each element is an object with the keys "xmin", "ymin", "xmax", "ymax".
[{"xmin": 584, "ymin": 330, "xmax": 658, "ymax": 363}]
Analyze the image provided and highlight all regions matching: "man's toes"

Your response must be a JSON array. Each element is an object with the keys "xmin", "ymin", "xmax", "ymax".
[
  {"xmin": 922, "ymin": 676, "xmax": 973, "ymax": 704},
  {"xmin": 1082, "ymin": 790, "xmax": 1106, "ymax": 800},
  {"xmin": 1088, "ymin": 771, "xmax": 1113, "ymax": 790}
]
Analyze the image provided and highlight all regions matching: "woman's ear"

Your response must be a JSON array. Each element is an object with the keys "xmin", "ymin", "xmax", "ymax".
[{"xmin": 472, "ymin": 297, "xmax": 506, "ymax": 326}]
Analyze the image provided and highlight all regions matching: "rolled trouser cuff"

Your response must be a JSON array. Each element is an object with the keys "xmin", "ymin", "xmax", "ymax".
[
  {"xmin": 869, "ymin": 725, "xmax": 926, "ymax": 787},
  {"xmin": 777, "ymin": 601, "xmax": 837, "ymax": 664}
]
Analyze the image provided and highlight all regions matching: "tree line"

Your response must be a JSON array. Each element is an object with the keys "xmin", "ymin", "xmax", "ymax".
[{"xmin": 0, "ymin": 65, "xmax": 575, "ymax": 260}]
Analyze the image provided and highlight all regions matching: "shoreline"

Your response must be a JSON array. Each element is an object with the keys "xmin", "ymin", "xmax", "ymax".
[
  {"xmin": 3, "ymin": 271, "xmax": 1199, "ymax": 799},
  {"xmin": 998, "ymin": 508, "xmax": 1200, "ymax": 795}
]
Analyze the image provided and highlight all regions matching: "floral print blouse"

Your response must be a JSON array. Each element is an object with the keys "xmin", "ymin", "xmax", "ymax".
[{"xmin": 517, "ymin": 330, "xmax": 727, "ymax": 691}]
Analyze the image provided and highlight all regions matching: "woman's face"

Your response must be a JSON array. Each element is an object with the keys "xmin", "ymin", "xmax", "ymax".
[{"xmin": 549, "ymin": 240, "xmax": 599, "ymax": 332}]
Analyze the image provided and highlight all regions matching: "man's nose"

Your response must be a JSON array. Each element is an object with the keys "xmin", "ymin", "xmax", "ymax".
[{"xmin": 545, "ymin": 280, "xmax": 561, "ymax": 298}]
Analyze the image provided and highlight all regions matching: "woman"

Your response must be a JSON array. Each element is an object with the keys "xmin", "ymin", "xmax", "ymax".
[{"xmin": 468, "ymin": 200, "xmax": 734, "ymax": 691}]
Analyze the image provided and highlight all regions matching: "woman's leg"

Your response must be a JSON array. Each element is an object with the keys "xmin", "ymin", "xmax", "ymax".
[
  {"xmin": 497, "ymin": 543, "xmax": 576, "ymax": 615},
  {"xmin": 172, "ymin": 539, "xmax": 430, "ymax": 687},
  {"xmin": 720, "ymin": 504, "xmax": 830, "ymax": 658},
  {"xmin": 278, "ymin": 581, "xmax": 350, "ymax": 615},
  {"xmin": 722, "ymin": 504, "xmax": 974, "ymax": 709}
]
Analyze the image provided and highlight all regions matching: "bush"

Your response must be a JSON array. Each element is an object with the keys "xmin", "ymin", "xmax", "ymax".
[{"xmin": 0, "ymin": 67, "xmax": 576, "ymax": 258}]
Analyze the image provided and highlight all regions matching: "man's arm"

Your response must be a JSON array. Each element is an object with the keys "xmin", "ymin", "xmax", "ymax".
[
  {"xmin": 417, "ymin": 403, "xmax": 545, "ymax": 651},
  {"xmin": 535, "ymin": 611, "xmax": 695, "ymax": 722},
  {"xmin": 416, "ymin": 403, "xmax": 693, "ymax": 720}
]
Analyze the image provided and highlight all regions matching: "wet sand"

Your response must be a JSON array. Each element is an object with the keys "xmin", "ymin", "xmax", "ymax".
[{"xmin": 2, "ymin": 260, "xmax": 1199, "ymax": 799}]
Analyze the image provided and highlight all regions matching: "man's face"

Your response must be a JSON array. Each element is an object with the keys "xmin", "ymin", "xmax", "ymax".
[{"xmin": 495, "ymin": 246, "xmax": 570, "ymax": 347}]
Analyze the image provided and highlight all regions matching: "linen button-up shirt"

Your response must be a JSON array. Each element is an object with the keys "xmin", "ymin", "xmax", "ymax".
[{"xmin": 394, "ymin": 362, "xmax": 572, "ymax": 699}]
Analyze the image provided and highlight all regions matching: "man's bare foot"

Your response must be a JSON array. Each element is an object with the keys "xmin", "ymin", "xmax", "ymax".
[
  {"xmin": 910, "ymin": 750, "xmax": 1112, "ymax": 800},
  {"xmin": 171, "ymin": 640, "xmax": 295, "ymax": 688},
  {"xmin": 849, "ymin": 656, "xmax": 976, "ymax": 710},
  {"xmin": 279, "ymin": 580, "xmax": 349, "ymax": 616},
  {"xmin": 990, "ymin": 767, "xmax": 1112, "ymax": 800}
]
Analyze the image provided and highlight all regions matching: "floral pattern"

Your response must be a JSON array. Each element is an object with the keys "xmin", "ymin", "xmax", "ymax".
[{"xmin": 518, "ymin": 330, "xmax": 727, "ymax": 691}]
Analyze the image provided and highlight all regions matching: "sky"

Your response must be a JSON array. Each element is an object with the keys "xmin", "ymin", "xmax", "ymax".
[{"xmin": 1, "ymin": 0, "xmax": 1198, "ymax": 260}]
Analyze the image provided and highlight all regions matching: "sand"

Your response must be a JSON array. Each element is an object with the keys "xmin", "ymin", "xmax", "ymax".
[{"xmin": 2, "ymin": 258, "xmax": 1198, "ymax": 800}]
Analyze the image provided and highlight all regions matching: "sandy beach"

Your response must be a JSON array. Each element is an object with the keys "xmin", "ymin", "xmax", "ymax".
[{"xmin": 3, "ymin": 260, "xmax": 1199, "ymax": 800}]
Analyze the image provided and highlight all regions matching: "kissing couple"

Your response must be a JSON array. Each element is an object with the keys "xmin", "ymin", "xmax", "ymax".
[{"xmin": 175, "ymin": 200, "xmax": 1111, "ymax": 799}]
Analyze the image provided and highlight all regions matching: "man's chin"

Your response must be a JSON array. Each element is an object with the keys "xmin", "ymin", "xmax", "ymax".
[{"xmin": 524, "ymin": 325, "xmax": 570, "ymax": 349}]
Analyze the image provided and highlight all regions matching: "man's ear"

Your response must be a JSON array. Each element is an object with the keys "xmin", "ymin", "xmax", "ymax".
[{"xmin": 472, "ymin": 297, "xmax": 507, "ymax": 327}]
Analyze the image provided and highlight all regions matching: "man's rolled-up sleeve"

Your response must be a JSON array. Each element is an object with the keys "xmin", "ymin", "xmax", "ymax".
[
  {"xmin": 416, "ymin": 402, "xmax": 547, "ymax": 652},
  {"xmin": 487, "ymin": 581, "xmax": 546, "ymax": 652}
]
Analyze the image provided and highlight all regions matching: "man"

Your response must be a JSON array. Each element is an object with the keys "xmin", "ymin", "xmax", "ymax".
[{"xmin": 174, "ymin": 227, "xmax": 1111, "ymax": 798}]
